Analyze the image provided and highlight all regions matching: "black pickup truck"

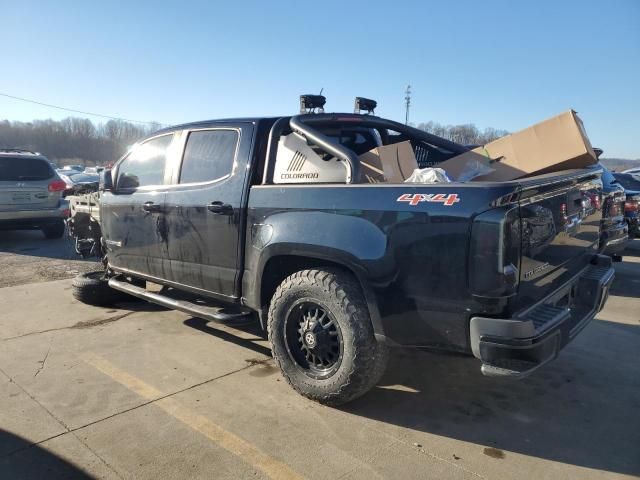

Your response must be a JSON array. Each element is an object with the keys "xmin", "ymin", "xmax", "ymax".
[{"xmin": 70, "ymin": 109, "xmax": 614, "ymax": 405}]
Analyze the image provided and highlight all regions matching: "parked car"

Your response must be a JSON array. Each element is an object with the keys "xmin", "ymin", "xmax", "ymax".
[
  {"xmin": 84, "ymin": 166, "xmax": 104, "ymax": 174},
  {"xmin": 58, "ymin": 171, "xmax": 100, "ymax": 197},
  {"xmin": 0, "ymin": 148, "xmax": 68, "ymax": 238},
  {"xmin": 68, "ymin": 107, "xmax": 614, "ymax": 405},
  {"xmin": 599, "ymin": 167, "xmax": 629, "ymax": 257},
  {"xmin": 612, "ymin": 172, "xmax": 640, "ymax": 238}
]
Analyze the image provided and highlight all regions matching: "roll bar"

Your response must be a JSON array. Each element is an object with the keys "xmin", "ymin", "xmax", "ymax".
[
  {"xmin": 262, "ymin": 113, "xmax": 470, "ymax": 185},
  {"xmin": 289, "ymin": 115, "xmax": 360, "ymax": 183}
]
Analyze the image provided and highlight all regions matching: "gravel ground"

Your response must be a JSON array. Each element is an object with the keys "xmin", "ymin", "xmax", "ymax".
[{"xmin": 0, "ymin": 229, "xmax": 99, "ymax": 287}]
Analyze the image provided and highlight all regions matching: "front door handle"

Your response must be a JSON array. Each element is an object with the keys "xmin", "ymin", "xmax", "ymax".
[
  {"xmin": 207, "ymin": 201, "xmax": 233, "ymax": 215},
  {"xmin": 142, "ymin": 201, "xmax": 162, "ymax": 213}
]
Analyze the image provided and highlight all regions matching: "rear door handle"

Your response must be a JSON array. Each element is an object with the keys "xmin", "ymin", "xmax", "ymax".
[
  {"xmin": 207, "ymin": 201, "xmax": 233, "ymax": 215},
  {"xmin": 142, "ymin": 201, "xmax": 162, "ymax": 213}
]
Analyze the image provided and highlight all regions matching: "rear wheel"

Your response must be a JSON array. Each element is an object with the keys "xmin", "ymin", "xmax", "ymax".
[
  {"xmin": 42, "ymin": 220, "xmax": 65, "ymax": 239},
  {"xmin": 268, "ymin": 268, "xmax": 388, "ymax": 406},
  {"xmin": 72, "ymin": 271, "xmax": 135, "ymax": 306}
]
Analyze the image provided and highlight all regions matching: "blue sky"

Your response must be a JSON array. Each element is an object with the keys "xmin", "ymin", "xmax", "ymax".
[{"xmin": 1, "ymin": 0, "xmax": 639, "ymax": 157}]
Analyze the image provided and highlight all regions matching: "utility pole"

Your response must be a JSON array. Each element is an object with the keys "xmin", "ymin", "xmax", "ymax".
[{"xmin": 404, "ymin": 84, "xmax": 411, "ymax": 125}]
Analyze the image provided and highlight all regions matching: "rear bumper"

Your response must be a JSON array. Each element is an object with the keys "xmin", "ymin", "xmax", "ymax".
[
  {"xmin": 469, "ymin": 255, "xmax": 615, "ymax": 378},
  {"xmin": 0, "ymin": 202, "xmax": 68, "ymax": 230}
]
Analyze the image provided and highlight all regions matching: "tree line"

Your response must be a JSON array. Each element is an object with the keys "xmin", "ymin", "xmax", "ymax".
[
  {"xmin": 0, "ymin": 117, "xmax": 161, "ymax": 166},
  {"xmin": 415, "ymin": 121, "xmax": 509, "ymax": 146},
  {"xmin": 0, "ymin": 116, "xmax": 510, "ymax": 166}
]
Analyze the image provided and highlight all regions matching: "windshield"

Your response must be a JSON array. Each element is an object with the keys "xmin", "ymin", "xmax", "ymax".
[{"xmin": 0, "ymin": 157, "xmax": 54, "ymax": 181}]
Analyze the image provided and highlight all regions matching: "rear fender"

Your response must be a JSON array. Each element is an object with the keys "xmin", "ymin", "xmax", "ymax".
[{"xmin": 246, "ymin": 211, "xmax": 387, "ymax": 340}]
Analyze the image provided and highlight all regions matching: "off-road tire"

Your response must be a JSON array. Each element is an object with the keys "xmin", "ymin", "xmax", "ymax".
[
  {"xmin": 268, "ymin": 268, "xmax": 388, "ymax": 406},
  {"xmin": 72, "ymin": 271, "xmax": 132, "ymax": 306},
  {"xmin": 42, "ymin": 220, "xmax": 65, "ymax": 239}
]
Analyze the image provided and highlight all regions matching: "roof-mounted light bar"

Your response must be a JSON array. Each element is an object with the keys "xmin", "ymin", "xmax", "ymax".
[
  {"xmin": 299, "ymin": 94, "xmax": 326, "ymax": 114},
  {"xmin": 354, "ymin": 97, "xmax": 377, "ymax": 114}
]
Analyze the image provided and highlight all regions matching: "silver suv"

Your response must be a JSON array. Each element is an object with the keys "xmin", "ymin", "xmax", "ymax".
[{"xmin": 0, "ymin": 149, "xmax": 68, "ymax": 239}]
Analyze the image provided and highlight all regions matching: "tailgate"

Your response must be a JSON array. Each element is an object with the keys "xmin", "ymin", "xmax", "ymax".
[
  {"xmin": 0, "ymin": 182, "xmax": 59, "ymax": 211},
  {"xmin": 516, "ymin": 171, "xmax": 603, "ymax": 307}
]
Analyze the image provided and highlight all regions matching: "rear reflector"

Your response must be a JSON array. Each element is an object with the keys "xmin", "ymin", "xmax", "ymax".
[{"xmin": 48, "ymin": 180, "xmax": 67, "ymax": 192}]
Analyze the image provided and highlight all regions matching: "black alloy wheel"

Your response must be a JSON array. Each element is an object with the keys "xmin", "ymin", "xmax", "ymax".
[{"xmin": 284, "ymin": 301, "xmax": 343, "ymax": 379}]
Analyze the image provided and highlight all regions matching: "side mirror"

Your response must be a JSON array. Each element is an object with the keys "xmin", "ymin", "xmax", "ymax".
[
  {"xmin": 117, "ymin": 173, "xmax": 140, "ymax": 190},
  {"xmin": 100, "ymin": 169, "xmax": 113, "ymax": 192}
]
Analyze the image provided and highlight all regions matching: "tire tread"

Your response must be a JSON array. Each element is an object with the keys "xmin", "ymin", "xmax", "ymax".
[{"xmin": 268, "ymin": 268, "xmax": 388, "ymax": 406}]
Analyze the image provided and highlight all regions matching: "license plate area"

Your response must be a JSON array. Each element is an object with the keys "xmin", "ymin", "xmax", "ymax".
[{"xmin": 12, "ymin": 193, "xmax": 31, "ymax": 202}]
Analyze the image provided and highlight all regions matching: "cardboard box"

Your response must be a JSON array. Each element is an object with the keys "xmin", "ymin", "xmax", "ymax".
[
  {"xmin": 438, "ymin": 110, "xmax": 597, "ymax": 182},
  {"xmin": 358, "ymin": 141, "xmax": 418, "ymax": 183}
]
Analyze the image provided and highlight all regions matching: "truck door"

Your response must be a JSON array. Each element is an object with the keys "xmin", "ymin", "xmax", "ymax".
[
  {"xmin": 163, "ymin": 123, "xmax": 253, "ymax": 300},
  {"xmin": 101, "ymin": 133, "xmax": 176, "ymax": 278}
]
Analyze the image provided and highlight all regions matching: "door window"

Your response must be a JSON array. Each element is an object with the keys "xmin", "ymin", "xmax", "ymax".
[
  {"xmin": 116, "ymin": 134, "xmax": 173, "ymax": 189},
  {"xmin": 179, "ymin": 130, "xmax": 238, "ymax": 184}
]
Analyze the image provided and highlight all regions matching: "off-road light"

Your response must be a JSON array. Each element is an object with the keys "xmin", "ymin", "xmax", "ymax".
[
  {"xmin": 354, "ymin": 97, "xmax": 377, "ymax": 114},
  {"xmin": 299, "ymin": 94, "xmax": 326, "ymax": 114}
]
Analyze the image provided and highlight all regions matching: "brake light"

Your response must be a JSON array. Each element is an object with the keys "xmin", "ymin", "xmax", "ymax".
[
  {"xmin": 469, "ymin": 206, "xmax": 520, "ymax": 298},
  {"xmin": 560, "ymin": 202, "xmax": 567, "ymax": 221},
  {"xmin": 608, "ymin": 201, "xmax": 622, "ymax": 217},
  {"xmin": 625, "ymin": 200, "xmax": 639, "ymax": 213},
  {"xmin": 48, "ymin": 180, "xmax": 67, "ymax": 192}
]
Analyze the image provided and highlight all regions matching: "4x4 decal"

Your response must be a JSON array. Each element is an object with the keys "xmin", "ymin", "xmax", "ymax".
[{"xmin": 397, "ymin": 193, "xmax": 460, "ymax": 206}]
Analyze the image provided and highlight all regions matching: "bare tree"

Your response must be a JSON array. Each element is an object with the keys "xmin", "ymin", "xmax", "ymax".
[
  {"xmin": 0, "ymin": 117, "xmax": 159, "ymax": 166},
  {"xmin": 416, "ymin": 121, "xmax": 508, "ymax": 146}
]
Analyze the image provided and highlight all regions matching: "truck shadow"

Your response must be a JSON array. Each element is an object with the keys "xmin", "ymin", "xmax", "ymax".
[
  {"xmin": 183, "ymin": 317, "xmax": 271, "ymax": 358},
  {"xmin": 0, "ymin": 429, "xmax": 95, "ymax": 479},
  {"xmin": 609, "ymin": 255, "xmax": 640, "ymax": 298},
  {"xmin": 180, "ymin": 312, "xmax": 639, "ymax": 475},
  {"xmin": 343, "ymin": 318, "xmax": 640, "ymax": 477}
]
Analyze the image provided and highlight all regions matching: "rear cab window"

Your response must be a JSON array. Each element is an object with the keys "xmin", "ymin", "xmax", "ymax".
[
  {"xmin": 116, "ymin": 134, "xmax": 173, "ymax": 190},
  {"xmin": 0, "ymin": 157, "xmax": 54, "ymax": 181},
  {"xmin": 178, "ymin": 129, "xmax": 239, "ymax": 184}
]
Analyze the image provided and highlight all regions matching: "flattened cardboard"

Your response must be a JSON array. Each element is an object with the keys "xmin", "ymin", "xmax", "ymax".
[
  {"xmin": 438, "ymin": 110, "xmax": 597, "ymax": 182},
  {"xmin": 358, "ymin": 140, "xmax": 418, "ymax": 183}
]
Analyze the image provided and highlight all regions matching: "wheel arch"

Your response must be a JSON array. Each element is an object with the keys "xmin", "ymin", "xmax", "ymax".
[{"xmin": 251, "ymin": 248, "xmax": 385, "ymax": 342}]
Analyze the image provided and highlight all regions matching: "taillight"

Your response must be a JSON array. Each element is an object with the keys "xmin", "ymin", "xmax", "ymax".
[
  {"xmin": 48, "ymin": 180, "xmax": 67, "ymax": 192},
  {"xmin": 560, "ymin": 202, "xmax": 568, "ymax": 222},
  {"xmin": 625, "ymin": 200, "xmax": 639, "ymax": 213},
  {"xmin": 584, "ymin": 192, "xmax": 601, "ymax": 211},
  {"xmin": 608, "ymin": 201, "xmax": 621, "ymax": 217},
  {"xmin": 469, "ymin": 206, "xmax": 520, "ymax": 298}
]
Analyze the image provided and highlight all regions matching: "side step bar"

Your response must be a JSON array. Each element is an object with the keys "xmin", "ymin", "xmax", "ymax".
[{"xmin": 108, "ymin": 277, "xmax": 252, "ymax": 323}]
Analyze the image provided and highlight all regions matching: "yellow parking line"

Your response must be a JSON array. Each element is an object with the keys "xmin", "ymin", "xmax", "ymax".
[{"xmin": 82, "ymin": 352, "xmax": 304, "ymax": 480}]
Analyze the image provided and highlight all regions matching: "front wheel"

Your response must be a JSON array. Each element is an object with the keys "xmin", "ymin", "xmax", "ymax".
[{"xmin": 268, "ymin": 268, "xmax": 388, "ymax": 406}]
